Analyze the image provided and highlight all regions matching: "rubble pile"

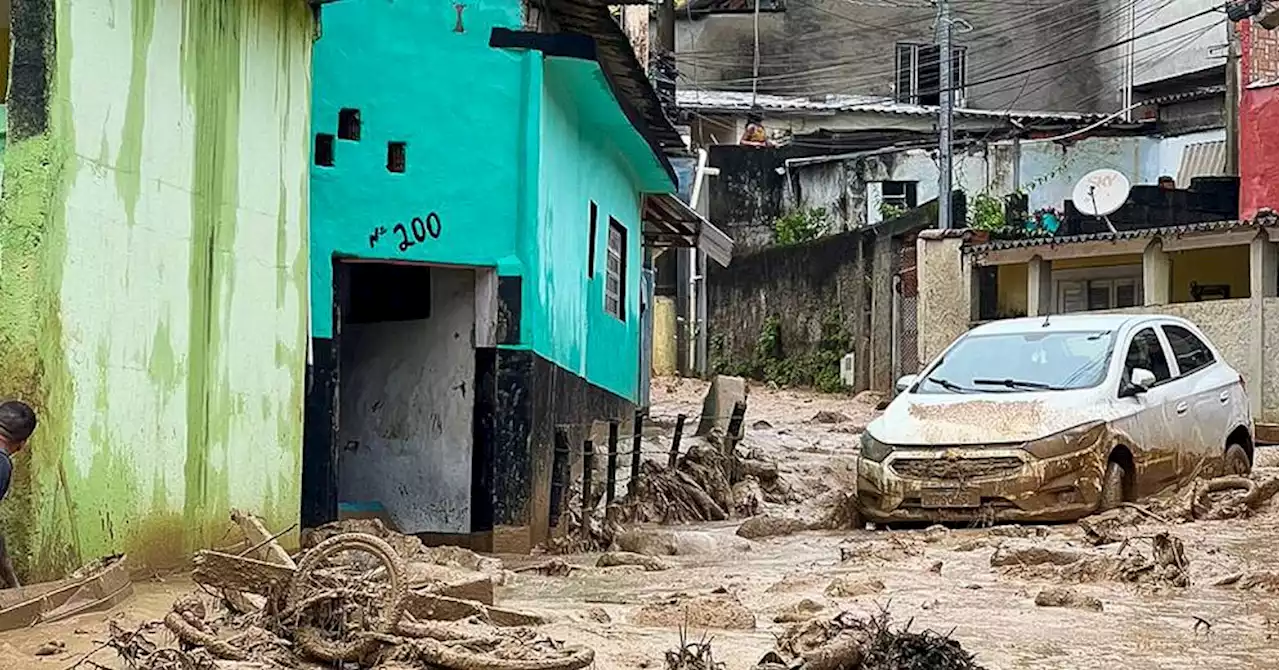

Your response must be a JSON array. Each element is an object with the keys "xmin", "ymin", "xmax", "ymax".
[
  {"xmin": 990, "ymin": 531, "xmax": 1190, "ymax": 587},
  {"xmin": 99, "ymin": 515, "xmax": 592, "ymax": 670},
  {"xmin": 751, "ymin": 610, "xmax": 985, "ymax": 670}
]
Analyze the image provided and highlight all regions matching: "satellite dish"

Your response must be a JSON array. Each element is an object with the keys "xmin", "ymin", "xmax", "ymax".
[
  {"xmin": 1073, "ymin": 169, "xmax": 1131, "ymax": 216},
  {"xmin": 1072, "ymin": 169, "xmax": 1130, "ymax": 235}
]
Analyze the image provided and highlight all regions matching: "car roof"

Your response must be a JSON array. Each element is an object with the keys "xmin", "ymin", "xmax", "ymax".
[{"xmin": 968, "ymin": 313, "xmax": 1177, "ymax": 336}]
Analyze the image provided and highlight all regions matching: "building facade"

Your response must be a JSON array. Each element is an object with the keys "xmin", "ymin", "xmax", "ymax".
[
  {"xmin": 0, "ymin": 0, "xmax": 315, "ymax": 579},
  {"xmin": 305, "ymin": 0, "xmax": 725, "ymax": 552},
  {"xmin": 1239, "ymin": 15, "xmax": 1278, "ymax": 221}
]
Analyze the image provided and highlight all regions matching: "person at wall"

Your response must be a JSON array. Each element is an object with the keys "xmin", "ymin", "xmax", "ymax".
[{"xmin": 0, "ymin": 401, "xmax": 36, "ymax": 589}]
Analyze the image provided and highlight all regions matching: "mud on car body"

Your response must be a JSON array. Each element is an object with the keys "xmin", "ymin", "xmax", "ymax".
[{"xmin": 857, "ymin": 313, "xmax": 1253, "ymax": 524}]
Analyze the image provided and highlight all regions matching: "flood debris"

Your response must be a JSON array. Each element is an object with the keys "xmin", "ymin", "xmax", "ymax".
[
  {"xmin": 773, "ymin": 598, "xmax": 826, "ymax": 623},
  {"xmin": 596, "ymin": 551, "xmax": 671, "ymax": 571},
  {"xmin": 824, "ymin": 577, "xmax": 886, "ymax": 598},
  {"xmin": 664, "ymin": 628, "xmax": 725, "ymax": 670},
  {"xmin": 93, "ymin": 512, "xmax": 592, "ymax": 670},
  {"xmin": 632, "ymin": 593, "xmax": 756, "ymax": 630},
  {"xmin": 991, "ymin": 532, "xmax": 1190, "ymax": 587},
  {"xmin": 737, "ymin": 514, "xmax": 810, "ymax": 539},
  {"xmin": 1033, "ymin": 587, "xmax": 1104, "ymax": 612},
  {"xmin": 752, "ymin": 609, "xmax": 985, "ymax": 670}
]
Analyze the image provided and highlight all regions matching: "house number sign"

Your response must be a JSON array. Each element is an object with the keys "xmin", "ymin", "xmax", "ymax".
[{"xmin": 368, "ymin": 212, "xmax": 442, "ymax": 252}]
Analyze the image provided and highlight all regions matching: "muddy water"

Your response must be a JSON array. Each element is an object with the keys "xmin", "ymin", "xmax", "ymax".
[
  {"xmin": 0, "ymin": 380, "xmax": 1274, "ymax": 669},
  {"xmin": 503, "ymin": 379, "xmax": 1279, "ymax": 669},
  {"xmin": 504, "ymin": 503, "xmax": 1278, "ymax": 669}
]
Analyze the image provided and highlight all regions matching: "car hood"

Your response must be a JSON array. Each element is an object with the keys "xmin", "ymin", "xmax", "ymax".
[{"xmin": 868, "ymin": 390, "xmax": 1104, "ymax": 446}]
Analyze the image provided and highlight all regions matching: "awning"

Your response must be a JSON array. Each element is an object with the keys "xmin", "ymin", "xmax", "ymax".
[{"xmin": 641, "ymin": 193, "xmax": 734, "ymax": 267}]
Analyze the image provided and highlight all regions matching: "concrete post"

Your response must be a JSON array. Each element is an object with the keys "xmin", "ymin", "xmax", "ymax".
[
  {"xmin": 1142, "ymin": 238, "xmax": 1171, "ymax": 306},
  {"xmin": 915, "ymin": 230, "xmax": 972, "ymax": 368},
  {"xmin": 1026, "ymin": 256, "xmax": 1053, "ymax": 316},
  {"xmin": 1249, "ymin": 232, "xmax": 1279, "ymax": 299}
]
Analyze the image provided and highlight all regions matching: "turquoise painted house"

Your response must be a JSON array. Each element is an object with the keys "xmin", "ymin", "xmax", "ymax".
[{"xmin": 304, "ymin": 0, "xmax": 731, "ymax": 551}]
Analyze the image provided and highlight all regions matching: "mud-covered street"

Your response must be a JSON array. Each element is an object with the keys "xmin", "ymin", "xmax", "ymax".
[{"xmin": 1, "ymin": 378, "xmax": 1276, "ymax": 670}]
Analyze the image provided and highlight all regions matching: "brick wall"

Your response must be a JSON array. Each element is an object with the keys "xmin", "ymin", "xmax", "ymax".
[
  {"xmin": 1239, "ymin": 20, "xmax": 1278, "ymax": 220},
  {"xmin": 1243, "ymin": 21, "xmax": 1278, "ymax": 85}
]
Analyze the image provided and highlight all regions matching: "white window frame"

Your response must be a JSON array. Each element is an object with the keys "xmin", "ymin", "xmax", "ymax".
[
  {"xmin": 605, "ymin": 218, "xmax": 626, "ymax": 320},
  {"xmin": 1052, "ymin": 265, "xmax": 1143, "ymax": 314},
  {"xmin": 894, "ymin": 43, "xmax": 967, "ymax": 106}
]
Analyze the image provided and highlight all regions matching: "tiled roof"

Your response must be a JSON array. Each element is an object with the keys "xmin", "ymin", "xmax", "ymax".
[
  {"xmin": 675, "ymin": 89, "xmax": 1107, "ymax": 123},
  {"xmin": 963, "ymin": 218, "xmax": 1275, "ymax": 254}
]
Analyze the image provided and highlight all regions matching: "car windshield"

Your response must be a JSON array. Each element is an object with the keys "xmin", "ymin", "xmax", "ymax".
[{"xmin": 916, "ymin": 330, "xmax": 1116, "ymax": 394}]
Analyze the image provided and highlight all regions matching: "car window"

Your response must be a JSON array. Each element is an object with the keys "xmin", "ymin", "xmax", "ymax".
[
  {"xmin": 1123, "ymin": 327, "xmax": 1172, "ymax": 383},
  {"xmin": 915, "ymin": 330, "xmax": 1116, "ymax": 394},
  {"xmin": 1162, "ymin": 324, "xmax": 1215, "ymax": 375}
]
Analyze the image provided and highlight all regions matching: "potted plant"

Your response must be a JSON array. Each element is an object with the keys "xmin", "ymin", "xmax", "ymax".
[{"xmin": 967, "ymin": 192, "xmax": 1005, "ymax": 243}]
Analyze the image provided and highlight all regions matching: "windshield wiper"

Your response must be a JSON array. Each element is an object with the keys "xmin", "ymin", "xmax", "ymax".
[
  {"xmin": 972, "ymin": 378, "xmax": 1065, "ymax": 391},
  {"xmin": 926, "ymin": 376, "xmax": 977, "ymax": 393}
]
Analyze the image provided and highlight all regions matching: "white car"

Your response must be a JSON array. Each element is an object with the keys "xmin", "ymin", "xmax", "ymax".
[{"xmin": 857, "ymin": 313, "xmax": 1253, "ymax": 523}]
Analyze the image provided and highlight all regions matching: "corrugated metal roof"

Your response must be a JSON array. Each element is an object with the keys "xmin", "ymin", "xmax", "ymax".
[
  {"xmin": 1176, "ymin": 140, "xmax": 1226, "ymax": 188},
  {"xmin": 963, "ymin": 219, "xmax": 1272, "ymax": 254},
  {"xmin": 676, "ymin": 89, "xmax": 1106, "ymax": 122}
]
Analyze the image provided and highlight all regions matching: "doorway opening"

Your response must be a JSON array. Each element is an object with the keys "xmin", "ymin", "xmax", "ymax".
[{"xmin": 334, "ymin": 261, "xmax": 479, "ymax": 542}]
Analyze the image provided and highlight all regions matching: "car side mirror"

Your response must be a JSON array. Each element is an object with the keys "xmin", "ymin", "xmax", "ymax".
[
  {"xmin": 1120, "ymin": 368, "xmax": 1157, "ymax": 397},
  {"xmin": 895, "ymin": 374, "xmax": 918, "ymax": 394}
]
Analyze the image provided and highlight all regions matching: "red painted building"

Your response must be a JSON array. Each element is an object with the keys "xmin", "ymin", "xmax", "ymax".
[{"xmin": 1239, "ymin": 19, "xmax": 1278, "ymax": 220}]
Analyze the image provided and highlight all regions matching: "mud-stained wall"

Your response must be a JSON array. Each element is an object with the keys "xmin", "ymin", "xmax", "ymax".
[
  {"xmin": 1264, "ymin": 298, "xmax": 1278, "ymax": 425},
  {"xmin": 0, "ymin": 0, "xmax": 313, "ymax": 579},
  {"xmin": 337, "ymin": 269, "xmax": 476, "ymax": 535},
  {"xmin": 916, "ymin": 232, "xmax": 973, "ymax": 367}
]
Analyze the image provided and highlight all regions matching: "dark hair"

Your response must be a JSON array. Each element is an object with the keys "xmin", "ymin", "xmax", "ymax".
[{"xmin": 0, "ymin": 401, "xmax": 37, "ymax": 443}]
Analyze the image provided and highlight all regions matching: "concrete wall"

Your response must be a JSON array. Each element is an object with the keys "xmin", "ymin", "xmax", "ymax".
[
  {"xmin": 1264, "ymin": 298, "xmax": 1278, "ymax": 424},
  {"xmin": 534, "ymin": 72, "xmax": 645, "ymax": 402},
  {"xmin": 310, "ymin": 0, "xmax": 526, "ymax": 339},
  {"xmin": 676, "ymin": 0, "xmax": 1119, "ymax": 112},
  {"xmin": 1123, "ymin": 0, "xmax": 1224, "ymax": 88},
  {"xmin": 337, "ymin": 269, "xmax": 476, "ymax": 535},
  {"xmin": 915, "ymin": 232, "xmax": 973, "ymax": 367},
  {"xmin": 312, "ymin": 0, "xmax": 661, "ymax": 404},
  {"xmin": 1017, "ymin": 136, "xmax": 1161, "ymax": 212},
  {"xmin": 1239, "ymin": 85, "xmax": 1278, "ymax": 220},
  {"xmin": 0, "ymin": 0, "xmax": 313, "ymax": 579}
]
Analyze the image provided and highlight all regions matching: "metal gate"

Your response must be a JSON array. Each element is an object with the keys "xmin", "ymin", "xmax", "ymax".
[
  {"xmin": 893, "ymin": 285, "xmax": 919, "ymax": 381},
  {"xmin": 892, "ymin": 237, "xmax": 920, "ymax": 383}
]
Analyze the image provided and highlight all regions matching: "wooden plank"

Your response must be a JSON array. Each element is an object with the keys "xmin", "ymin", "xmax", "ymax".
[
  {"xmin": 404, "ymin": 592, "xmax": 545, "ymax": 628},
  {"xmin": 1256, "ymin": 422, "xmax": 1279, "ymax": 446},
  {"xmin": 0, "ymin": 555, "xmax": 133, "ymax": 632},
  {"xmin": 230, "ymin": 509, "xmax": 296, "ymax": 568},
  {"xmin": 192, "ymin": 551, "xmax": 295, "ymax": 595}
]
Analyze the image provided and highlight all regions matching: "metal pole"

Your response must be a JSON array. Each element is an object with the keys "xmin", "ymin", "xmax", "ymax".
[
  {"xmin": 1225, "ymin": 23, "xmax": 1241, "ymax": 176},
  {"xmin": 669, "ymin": 413, "xmax": 686, "ymax": 468},
  {"xmin": 629, "ymin": 410, "xmax": 644, "ymax": 496},
  {"xmin": 581, "ymin": 438, "xmax": 594, "ymax": 538},
  {"xmin": 937, "ymin": 0, "xmax": 954, "ymax": 229}
]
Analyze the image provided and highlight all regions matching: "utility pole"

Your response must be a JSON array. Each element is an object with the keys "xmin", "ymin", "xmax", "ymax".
[
  {"xmin": 936, "ymin": 0, "xmax": 954, "ymax": 229},
  {"xmin": 1225, "ymin": 22, "xmax": 1241, "ymax": 175},
  {"xmin": 657, "ymin": 0, "xmax": 675, "ymax": 61}
]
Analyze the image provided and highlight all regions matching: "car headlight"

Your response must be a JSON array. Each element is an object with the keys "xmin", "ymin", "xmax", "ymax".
[
  {"xmin": 1022, "ymin": 422, "xmax": 1107, "ymax": 460},
  {"xmin": 860, "ymin": 432, "xmax": 894, "ymax": 462}
]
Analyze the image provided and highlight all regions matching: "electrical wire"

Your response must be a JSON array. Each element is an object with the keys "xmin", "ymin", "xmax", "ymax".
[
  {"xmin": 684, "ymin": 0, "xmax": 1201, "ymax": 94},
  {"xmin": 677, "ymin": 15, "xmax": 1215, "ymax": 123}
]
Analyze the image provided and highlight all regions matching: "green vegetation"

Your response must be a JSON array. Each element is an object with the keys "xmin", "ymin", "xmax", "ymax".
[
  {"xmin": 878, "ymin": 201, "xmax": 907, "ymax": 221},
  {"xmin": 711, "ymin": 311, "xmax": 849, "ymax": 393},
  {"xmin": 968, "ymin": 192, "xmax": 1005, "ymax": 232},
  {"xmin": 772, "ymin": 207, "xmax": 827, "ymax": 246}
]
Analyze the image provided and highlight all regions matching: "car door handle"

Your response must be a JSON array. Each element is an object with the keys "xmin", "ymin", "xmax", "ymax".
[
  {"xmin": 1175, "ymin": 402, "xmax": 1190, "ymax": 415},
  {"xmin": 1220, "ymin": 390, "xmax": 1231, "ymax": 403}
]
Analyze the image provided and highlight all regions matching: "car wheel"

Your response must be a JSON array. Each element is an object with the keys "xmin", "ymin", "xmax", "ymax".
[
  {"xmin": 1098, "ymin": 460, "xmax": 1127, "ymax": 512},
  {"xmin": 1224, "ymin": 443, "xmax": 1252, "ymax": 476}
]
